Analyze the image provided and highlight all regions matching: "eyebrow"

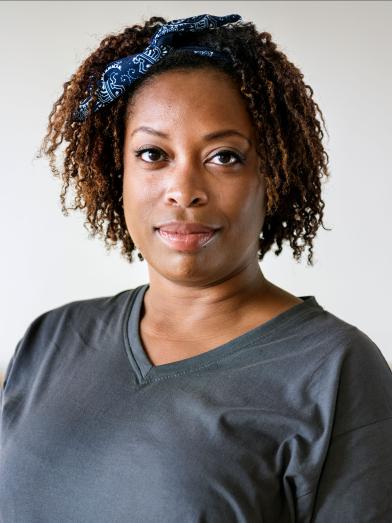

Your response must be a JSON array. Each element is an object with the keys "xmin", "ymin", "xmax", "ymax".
[{"xmin": 130, "ymin": 126, "xmax": 252, "ymax": 146}]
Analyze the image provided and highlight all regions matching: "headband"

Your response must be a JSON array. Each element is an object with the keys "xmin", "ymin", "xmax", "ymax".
[{"xmin": 74, "ymin": 13, "xmax": 242, "ymax": 122}]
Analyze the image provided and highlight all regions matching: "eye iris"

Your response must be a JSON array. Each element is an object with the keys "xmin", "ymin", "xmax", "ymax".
[
  {"xmin": 147, "ymin": 150, "xmax": 161, "ymax": 161},
  {"xmin": 218, "ymin": 152, "xmax": 234, "ymax": 164}
]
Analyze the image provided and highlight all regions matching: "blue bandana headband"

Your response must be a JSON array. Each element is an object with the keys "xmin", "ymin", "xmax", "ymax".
[{"xmin": 74, "ymin": 13, "xmax": 242, "ymax": 122}]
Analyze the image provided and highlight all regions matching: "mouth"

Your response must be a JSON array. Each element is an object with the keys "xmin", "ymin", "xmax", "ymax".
[{"xmin": 154, "ymin": 228, "xmax": 219, "ymax": 252}]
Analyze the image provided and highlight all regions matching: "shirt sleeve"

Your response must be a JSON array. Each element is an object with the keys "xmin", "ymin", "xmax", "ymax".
[
  {"xmin": 311, "ymin": 417, "xmax": 392, "ymax": 522},
  {"xmin": 310, "ymin": 328, "xmax": 392, "ymax": 522}
]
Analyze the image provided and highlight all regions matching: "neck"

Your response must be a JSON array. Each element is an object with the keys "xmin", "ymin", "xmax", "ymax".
[{"xmin": 141, "ymin": 259, "xmax": 273, "ymax": 340}]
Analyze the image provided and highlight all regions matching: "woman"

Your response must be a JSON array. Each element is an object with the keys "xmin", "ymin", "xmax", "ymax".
[{"xmin": 1, "ymin": 13, "xmax": 391, "ymax": 523}]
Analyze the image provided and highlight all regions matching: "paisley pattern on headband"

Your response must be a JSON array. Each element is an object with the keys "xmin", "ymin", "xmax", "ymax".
[{"xmin": 74, "ymin": 13, "xmax": 242, "ymax": 122}]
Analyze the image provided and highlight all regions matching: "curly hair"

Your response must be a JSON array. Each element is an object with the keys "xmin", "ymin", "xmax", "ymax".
[{"xmin": 39, "ymin": 15, "xmax": 331, "ymax": 266}]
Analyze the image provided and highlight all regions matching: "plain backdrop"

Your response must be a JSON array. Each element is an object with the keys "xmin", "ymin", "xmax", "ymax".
[{"xmin": 1, "ymin": 1, "xmax": 391, "ymax": 374}]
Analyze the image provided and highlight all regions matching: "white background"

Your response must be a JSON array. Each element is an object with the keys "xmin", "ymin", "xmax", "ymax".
[{"xmin": 1, "ymin": 1, "xmax": 391, "ymax": 374}]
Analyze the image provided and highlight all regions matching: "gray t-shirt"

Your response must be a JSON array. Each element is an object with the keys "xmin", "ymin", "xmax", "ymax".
[{"xmin": 1, "ymin": 284, "xmax": 392, "ymax": 522}]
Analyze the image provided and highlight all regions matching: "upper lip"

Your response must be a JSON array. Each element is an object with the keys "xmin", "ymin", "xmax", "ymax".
[{"xmin": 155, "ymin": 221, "xmax": 220, "ymax": 233}]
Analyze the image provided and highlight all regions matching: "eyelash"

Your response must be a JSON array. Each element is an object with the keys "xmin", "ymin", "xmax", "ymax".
[{"xmin": 134, "ymin": 147, "xmax": 245, "ymax": 166}]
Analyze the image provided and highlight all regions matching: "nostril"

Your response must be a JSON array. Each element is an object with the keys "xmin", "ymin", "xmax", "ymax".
[{"xmin": 166, "ymin": 195, "xmax": 206, "ymax": 207}]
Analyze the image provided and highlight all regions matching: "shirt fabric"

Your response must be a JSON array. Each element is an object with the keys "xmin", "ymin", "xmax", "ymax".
[{"xmin": 1, "ymin": 283, "xmax": 392, "ymax": 523}]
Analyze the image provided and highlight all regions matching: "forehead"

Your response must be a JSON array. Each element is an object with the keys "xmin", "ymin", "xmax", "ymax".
[{"xmin": 126, "ymin": 68, "xmax": 254, "ymax": 135}]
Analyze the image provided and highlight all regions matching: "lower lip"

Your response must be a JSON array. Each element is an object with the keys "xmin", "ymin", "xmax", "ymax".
[{"xmin": 156, "ymin": 229, "xmax": 218, "ymax": 252}]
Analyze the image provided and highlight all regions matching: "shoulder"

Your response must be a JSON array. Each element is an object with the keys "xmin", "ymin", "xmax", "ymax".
[
  {"xmin": 23, "ymin": 286, "xmax": 142, "ymax": 339},
  {"xmin": 2, "ymin": 287, "xmax": 139, "ymax": 391},
  {"xmin": 310, "ymin": 304, "xmax": 392, "ymax": 436},
  {"xmin": 297, "ymin": 297, "xmax": 385, "ymax": 364},
  {"xmin": 317, "ymin": 303, "xmax": 388, "ymax": 371},
  {"xmin": 34, "ymin": 288, "xmax": 132, "ymax": 327}
]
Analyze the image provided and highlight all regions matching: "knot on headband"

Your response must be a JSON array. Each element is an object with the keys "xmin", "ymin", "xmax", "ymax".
[{"xmin": 73, "ymin": 13, "xmax": 242, "ymax": 122}]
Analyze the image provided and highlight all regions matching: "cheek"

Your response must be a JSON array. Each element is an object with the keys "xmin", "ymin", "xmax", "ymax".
[
  {"xmin": 122, "ymin": 172, "xmax": 159, "ymax": 235},
  {"xmin": 222, "ymin": 176, "xmax": 265, "ymax": 232}
]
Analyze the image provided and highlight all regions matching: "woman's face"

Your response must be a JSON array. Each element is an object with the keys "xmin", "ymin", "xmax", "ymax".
[{"xmin": 123, "ymin": 67, "xmax": 266, "ymax": 285}]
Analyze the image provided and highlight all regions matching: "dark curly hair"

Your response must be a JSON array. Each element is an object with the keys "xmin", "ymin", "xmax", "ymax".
[{"xmin": 39, "ymin": 15, "xmax": 331, "ymax": 265}]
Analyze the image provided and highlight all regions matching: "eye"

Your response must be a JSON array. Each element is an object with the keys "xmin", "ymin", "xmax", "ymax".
[
  {"xmin": 134, "ymin": 147, "xmax": 167, "ymax": 163},
  {"xmin": 209, "ymin": 150, "xmax": 245, "ymax": 166}
]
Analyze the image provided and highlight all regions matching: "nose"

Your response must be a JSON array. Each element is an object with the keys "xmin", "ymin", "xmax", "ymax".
[{"xmin": 164, "ymin": 162, "xmax": 208, "ymax": 208}]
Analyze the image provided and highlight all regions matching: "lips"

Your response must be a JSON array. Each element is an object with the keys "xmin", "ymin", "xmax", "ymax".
[
  {"xmin": 154, "ymin": 221, "xmax": 220, "ymax": 252},
  {"xmin": 156, "ymin": 221, "xmax": 219, "ymax": 234}
]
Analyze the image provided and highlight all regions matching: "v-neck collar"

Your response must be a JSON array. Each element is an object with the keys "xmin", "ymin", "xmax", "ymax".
[{"xmin": 123, "ymin": 283, "xmax": 322, "ymax": 384}]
